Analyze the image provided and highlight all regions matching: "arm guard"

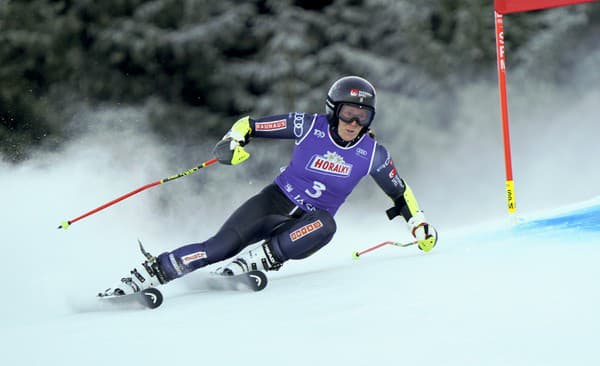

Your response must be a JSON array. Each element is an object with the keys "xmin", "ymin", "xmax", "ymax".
[
  {"xmin": 226, "ymin": 116, "xmax": 252, "ymax": 145},
  {"xmin": 386, "ymin": 180, "xmax": 421, "ymax": 222}
]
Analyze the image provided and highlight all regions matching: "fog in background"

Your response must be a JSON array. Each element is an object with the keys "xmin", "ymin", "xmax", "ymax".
[
  {"xmin": 1, "ymin": 42, "xmax": 598, "ymax": 297},
  {"xmin": 342, "ymin": 37, "xmax": 600, "ymax": 229}
]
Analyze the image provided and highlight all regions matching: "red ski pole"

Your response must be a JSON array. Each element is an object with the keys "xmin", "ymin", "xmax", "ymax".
[
  {"xmin": 58, "ymin": 158, "xmax": 219, "ymax": 230},
  {"xmin": 352, "ymin": 240, "xmax": 417, "ymax": 259}
]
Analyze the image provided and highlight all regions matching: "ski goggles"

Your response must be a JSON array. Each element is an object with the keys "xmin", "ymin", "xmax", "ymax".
[{"xmin": 337, "ymin": 103, "xmax": 374, "ymax": 127}]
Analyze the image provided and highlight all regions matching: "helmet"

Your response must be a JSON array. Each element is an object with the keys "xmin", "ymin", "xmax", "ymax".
[{"xmin": 325, "ymin": 76, "xmax": 376, "ymax": 128}]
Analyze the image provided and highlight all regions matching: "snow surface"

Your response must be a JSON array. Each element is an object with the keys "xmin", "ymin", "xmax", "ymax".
[{"xmin": 2, "ymin": 134, "xmax": 600, "ymax": 366}]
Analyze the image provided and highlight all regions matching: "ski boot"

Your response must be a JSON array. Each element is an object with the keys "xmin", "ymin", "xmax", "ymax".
[
  {"xmin": 99, "ymin": 240, "xmax": 169, "ymax": 297},
  {"xmin": 215, "ymin": 241, "xmax": 283, "ymax": 276}
]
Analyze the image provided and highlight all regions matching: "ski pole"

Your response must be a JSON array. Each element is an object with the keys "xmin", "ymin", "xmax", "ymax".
[
  {"xmin": 352, "ymin": 240, "xmax": 417, "ymax": 259},
  {"xmin": 58, "ymin": 157, "xmax": 219, "ymax": 230}
]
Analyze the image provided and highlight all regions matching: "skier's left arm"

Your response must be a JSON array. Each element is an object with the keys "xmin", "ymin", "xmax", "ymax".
[{"xmin": 369, "ymin": 144, "xmax": 438, "ymax": 252}]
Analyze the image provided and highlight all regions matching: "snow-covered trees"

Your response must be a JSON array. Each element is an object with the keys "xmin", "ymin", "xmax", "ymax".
[{"xmin": 1, "ymin": 0, "xmax": 597, "ymax": 162}]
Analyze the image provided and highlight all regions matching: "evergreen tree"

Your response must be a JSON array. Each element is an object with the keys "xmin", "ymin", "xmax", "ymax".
[{"xmin": 1, "ymin": 0, "xmax": 598, "ymax": 162}]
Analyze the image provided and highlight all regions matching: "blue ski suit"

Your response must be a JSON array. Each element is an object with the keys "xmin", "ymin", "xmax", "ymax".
[{"xmin": 156, "ymin": 113, "xmax": 408, "ymax": 280}]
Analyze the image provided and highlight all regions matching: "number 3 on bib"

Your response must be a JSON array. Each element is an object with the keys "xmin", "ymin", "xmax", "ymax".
[{"xmin": 305, "ymin": 181, "xmax": 326, "ymax": 198}]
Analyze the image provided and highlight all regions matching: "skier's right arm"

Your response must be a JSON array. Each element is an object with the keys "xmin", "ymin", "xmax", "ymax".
[{"xmin": 213, "ymin": 113, "xmax": 315, "ymax": 165}]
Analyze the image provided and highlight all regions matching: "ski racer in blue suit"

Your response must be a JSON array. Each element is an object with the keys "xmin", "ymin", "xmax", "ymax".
[{"xmin": 104, "ymin": 76, "xmax": 438, "ymax": 295}]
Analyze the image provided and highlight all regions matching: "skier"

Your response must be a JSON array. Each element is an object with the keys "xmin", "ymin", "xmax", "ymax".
[{"xmin": 103, "ymin": 76, "xmax": 438, "ymax": 295}]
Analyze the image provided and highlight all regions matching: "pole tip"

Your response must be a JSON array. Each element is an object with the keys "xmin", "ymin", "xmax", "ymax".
[
  {"xmin": 58, "ymin": 221, "xmax": 70, "ymax": 230},
  {"xmin": 352, "ymin": 251, "xmax": 360, "ymax": 259}
]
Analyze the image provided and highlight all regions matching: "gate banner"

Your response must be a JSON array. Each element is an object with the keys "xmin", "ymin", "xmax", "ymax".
[{"xmin": 495, "ymin": 0, "xmax": 597, "ymax": 14}]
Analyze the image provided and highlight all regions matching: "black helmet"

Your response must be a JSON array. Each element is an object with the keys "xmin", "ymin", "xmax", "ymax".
[{"xmin": 325, "ymin": 76, "xmax": 376, "ymax": 128}]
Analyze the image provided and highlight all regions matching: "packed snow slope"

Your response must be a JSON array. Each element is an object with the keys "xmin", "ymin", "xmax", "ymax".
[{"xmin": 2, "ymin": 165, "xmax": 599, "ymax": 366}]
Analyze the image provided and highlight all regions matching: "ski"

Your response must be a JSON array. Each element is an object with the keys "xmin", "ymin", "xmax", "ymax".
[
  {"xmin": 97, "ymin": 287, "xmax": 164, "ymax": 309},
  {"xmin": 96, "ymin": 271, "xmax": 267, "ymax": 309}
]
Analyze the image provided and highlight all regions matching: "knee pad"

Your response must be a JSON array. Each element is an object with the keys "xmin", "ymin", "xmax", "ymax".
[{"xmin": 269, "ymin": 210, "xmax": 337, "ymax": 261}]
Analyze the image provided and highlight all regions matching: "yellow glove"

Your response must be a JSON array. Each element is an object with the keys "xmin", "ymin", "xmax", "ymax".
[
  {"xmin": 407, "ymin": 211, "xmax": 438, "ymax": 252},
  {"xmin": 213, "ymin": 116, "xmax": 252, "ymax": 166},
  {"xmin": 213, "ymin": 139, "xmax": 250, "ymax": 165}
]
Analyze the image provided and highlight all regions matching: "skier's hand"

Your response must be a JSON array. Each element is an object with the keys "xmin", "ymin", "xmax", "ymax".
[
  {"xmin": 213, "ymin": 116, "xmax": 252, "ymax": 166},
  {"xmin": 407, "ymin": 211, "xmax": 438, "ymax": 252},
  {"xmin": 213, "ymin": 138, "xmax": 250, "ymax": 165}
]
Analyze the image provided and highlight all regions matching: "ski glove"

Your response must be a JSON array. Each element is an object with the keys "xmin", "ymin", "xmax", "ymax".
[
  {"xmin": 213, "ymin": 116, "xmax": 252, "ymax": 165},
  {"xmin": 407, "ymin": 211, "xmax": 438, "ymax": 252},
  {"xmin": 213, "ymin": 138, "xmax": 250, "ymax": 165}
]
